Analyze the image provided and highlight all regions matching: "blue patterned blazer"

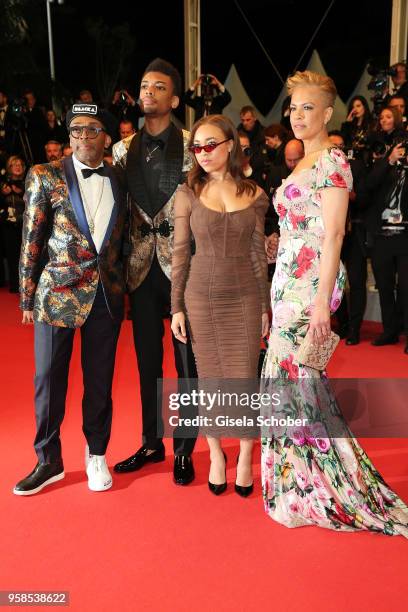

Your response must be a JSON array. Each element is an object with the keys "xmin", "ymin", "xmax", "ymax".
[{"xmin": 20, "ymin": 155, "xmax": 126, "ymax": 328}]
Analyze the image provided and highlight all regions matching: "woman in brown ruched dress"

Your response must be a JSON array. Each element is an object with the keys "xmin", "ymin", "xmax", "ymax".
[{"xmin": 171, "ymin": 115, "xmax": 269, "ymax": 497}]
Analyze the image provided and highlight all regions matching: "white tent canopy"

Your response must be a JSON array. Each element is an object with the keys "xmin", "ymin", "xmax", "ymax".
[
  {"xmin": 223, "ymin": 49, "xmax": 351, "ymax": 130},
  {"xmin": 223, "ymin": 64, "xmax": 267, "ymax": 126}
]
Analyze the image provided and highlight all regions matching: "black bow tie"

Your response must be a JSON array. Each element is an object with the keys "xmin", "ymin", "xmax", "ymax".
[{"xmin": 81, "ymin": 166, "xmax": 108, "ymax": 179}]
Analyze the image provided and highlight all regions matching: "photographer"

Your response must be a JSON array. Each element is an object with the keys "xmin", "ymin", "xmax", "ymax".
[
  {"xmin": 237, "ymin": 105, "xmax": 266, "ymax": 181},
  {"xmin": 109, "ymin": 88, "xmax": 142, "ymax": 128},
  {"xmin": 182, "ymin": 74, "xmax": 231, "ymax": 121},
  {"xmin": 0, "ymin": 155, "xmax": 26, "ymax": 292},
  {"xmin": 362, "ymin": 113, "xmax": 408, "ymax": 353},
  {"xmin": 366, "ymin": 106, "xmax": 405, "ymax": 153}
]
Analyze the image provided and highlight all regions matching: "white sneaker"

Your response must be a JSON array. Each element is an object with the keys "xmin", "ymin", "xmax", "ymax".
[{"xmin": 86, "ymin": 454, "xmax": 112, "ymax": 492}]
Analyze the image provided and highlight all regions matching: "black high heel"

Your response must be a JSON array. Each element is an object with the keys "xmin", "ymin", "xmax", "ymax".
[
  {"xmin": 235, "ymin": 454, "xmax": 253, "ymax": 498},
  {"xmin": 208, "ymin": 451, "xmax": 227, "ymax": 495}
]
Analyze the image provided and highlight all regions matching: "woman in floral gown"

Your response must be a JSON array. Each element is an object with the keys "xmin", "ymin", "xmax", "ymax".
[{"xmin": 261, "ymin": 70, "xmax": 408, "ymax": 537}]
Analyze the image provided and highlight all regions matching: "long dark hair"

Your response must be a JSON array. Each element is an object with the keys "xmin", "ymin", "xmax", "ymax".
[
  {"xmin": 187, "ymin": 114, "xmax": 257, "ymax": 197},
  {"xmin": 347, "ymin": 95, "xmax": 372, "ymax": 130}
]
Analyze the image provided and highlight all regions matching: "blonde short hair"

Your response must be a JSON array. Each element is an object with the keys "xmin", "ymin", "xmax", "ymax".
[
  {"xmin": 286, "ymin": 70, "xmax": 337, "ymax": 107},
  {"xmin": 6, "ymin": 155, "xmax": 26, "ymax": 175}
]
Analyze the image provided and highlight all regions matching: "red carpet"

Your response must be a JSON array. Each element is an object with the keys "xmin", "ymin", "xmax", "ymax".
[{"xmin": 1, "ymin": 288, "xmax": 407, "ymax": 611}]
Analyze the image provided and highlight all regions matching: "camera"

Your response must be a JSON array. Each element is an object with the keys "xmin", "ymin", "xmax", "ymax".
[
  {"xmin": 369, "ymin": 136, "xmax": 408, "ymax": 169},
  {"xmin": 367, "ymin": 64, "xmax": 396, "ymax": 91},
  {"xmin": 10, "ymin": 98, "xmax": 27, "ymax": 118},
  {"xmin": 116, "ymin": 90, "xmax": 129, "ymax": 110},
  {"xmin": 1, "ymin": 178, "xmax": 21, "ymax": 189},
  {"xmin": 8, "ymin": 98, "xmax": 28, "ymax": 129},
  {"xmin": 366, "ymin": 61, "xmax": 400, "ymax": 117},
  {"xmin": 200, "ymin": 74, "xmax": 215, "ymax": 103},
  {"xmin": 201, "ymin": 75, "xmax": 212, "ymax": 86}
]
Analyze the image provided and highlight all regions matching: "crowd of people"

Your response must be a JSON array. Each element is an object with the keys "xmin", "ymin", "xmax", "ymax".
[
  {"xmin": 2, "ymin": 57, "xmax": 408, "ymax": 537},
  {"xmin": 2, "ymin": 64, "xmax": 408, "ymax": 347}
]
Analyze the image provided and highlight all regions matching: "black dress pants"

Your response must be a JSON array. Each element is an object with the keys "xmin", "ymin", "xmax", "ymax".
[
  {"xmin": 371, "ymin": 233, "xmax": 408, "ymax": 337},
  {"xmin": 129, "ymin": 256, "xmax": 197, "ymax": 455},
  {"xmin": 33, "ymin": 285, "xmax": 121, "ymax": 463},
  {"xmin": 345, "ymin": 224, "xmax": 368, "ymax": 333}
]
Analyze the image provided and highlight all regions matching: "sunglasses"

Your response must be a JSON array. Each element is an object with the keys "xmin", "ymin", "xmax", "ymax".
[
  {"xmin": 189, "ymin": 138, "xmax": 230, "ymax": 155},
  {"xmin": 69, "ymin": 125, "xmax": 106, "ymax": 139}
]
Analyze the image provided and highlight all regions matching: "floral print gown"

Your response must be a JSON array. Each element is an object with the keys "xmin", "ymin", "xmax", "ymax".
[{"xmin": 261, "ymin": 147, "xmax": 408, "ymax": 537}]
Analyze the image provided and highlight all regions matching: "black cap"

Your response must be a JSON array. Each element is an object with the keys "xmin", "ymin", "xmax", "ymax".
[{"xmin": 66, "ymin": 104, "xmax": 117, "ymax": 138}]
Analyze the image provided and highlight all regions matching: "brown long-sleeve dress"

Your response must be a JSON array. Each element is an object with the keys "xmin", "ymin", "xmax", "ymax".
[{"xmin": 171, "ymin": 183, "xmax": 269, "ymax": 379}]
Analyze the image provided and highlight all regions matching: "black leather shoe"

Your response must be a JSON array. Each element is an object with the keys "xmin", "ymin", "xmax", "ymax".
[
  {"xmin": 208, "ymin": 451, "xmax": 227, "ymax": 495},
  {"xmin": 371, "ymin": 334, "xmax": 399, "ymax": 346},
  {"xmin": 13, "ymin": 461, "xmax": 64, "ymax": 496},
  {"xmin": 113, "ymin": 445, "xmax": 165, "ymax": 473},
  {"xmin": 173, "ymin": 455, "xmax": 195, "ymax": 485},
  {"xmin": 235, "ymin": 454, "xmax": 253, "ymax": 498},
  {"xmin": 346, "ymin": 332, "xmax": 360, "ymax": 346}
]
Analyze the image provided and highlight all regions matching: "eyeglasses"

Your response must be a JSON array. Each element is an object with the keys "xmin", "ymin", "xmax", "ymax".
[
  {"xmin": 241, "ymin": 146, "xmax": 252, "ymax": 157},
  {"xmin": 189, "ymin": 138, "xmax": 230, "ymax": 155},
  {"xmin": 69, "ymin": 125, "xmax": 106, "ymax": 139}
]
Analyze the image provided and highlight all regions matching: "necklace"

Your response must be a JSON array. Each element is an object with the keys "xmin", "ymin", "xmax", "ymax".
[
  {"xmin": 78, "ymin": 176, "xmax": 105, "ymax": 235},
  {"xmin": 146, "ymin": 143, "xmax": 160, "ymax": 163}
]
